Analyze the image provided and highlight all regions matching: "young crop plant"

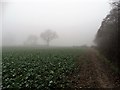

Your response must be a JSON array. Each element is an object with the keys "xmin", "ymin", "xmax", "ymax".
[{"xmin": 2, "ymin": 47, "xmax": 82, "ymax": 89}]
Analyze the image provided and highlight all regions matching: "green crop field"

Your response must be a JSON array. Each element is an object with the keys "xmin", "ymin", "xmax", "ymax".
[
  {"xmin": 2, "ymin": 47, "xmax": 84, "ymax": 89},
  {"xmin": 0, "ymin": 48, "xmax": 2, "ymax": 88}
]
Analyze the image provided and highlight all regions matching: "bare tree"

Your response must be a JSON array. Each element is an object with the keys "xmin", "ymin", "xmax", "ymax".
[
  {"xmin": 40, "ymin": 30, "xmax": 58, "ymax": 46},
  {"xmin": 24, "ymin": 35, "xmax": 38, "ymax": 46}
]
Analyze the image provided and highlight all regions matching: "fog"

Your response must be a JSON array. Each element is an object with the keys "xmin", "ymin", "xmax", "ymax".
[
  {"xmin": 1, "ymin": 0, "xmax": 110, "ymax": 47},
  {"xmin": 0, "ymin": 2, "xmax": 2, "ymax": 47}
]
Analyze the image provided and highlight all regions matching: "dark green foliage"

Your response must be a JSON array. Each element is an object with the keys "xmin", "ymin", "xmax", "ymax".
[
  {"xmin": 2, "ymin": 47, "xmax": 82, "ymax": 89},
  {"xmin": 95, "ymin": 0, "xmax": 120, "ymax": 70}
]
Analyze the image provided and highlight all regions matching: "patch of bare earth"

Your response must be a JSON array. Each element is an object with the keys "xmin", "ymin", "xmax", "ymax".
[{"xmin": 68, "ymin": 48, "xmax": 119, "ymax": 88}]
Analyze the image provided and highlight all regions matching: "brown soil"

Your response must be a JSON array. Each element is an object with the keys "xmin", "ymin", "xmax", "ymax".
[{"xmin": 68, "ymin": 48, "xmax": 119, "ymax": 88}]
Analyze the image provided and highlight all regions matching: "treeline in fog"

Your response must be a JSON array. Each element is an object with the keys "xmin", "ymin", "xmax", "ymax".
[{"xmin": 95, "ymin": 0, "xmax": 120, "ymax": 70}]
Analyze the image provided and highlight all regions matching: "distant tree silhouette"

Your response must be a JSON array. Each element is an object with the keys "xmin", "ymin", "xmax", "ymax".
[
  {"xmin": 95, "ymin": 0, "xmax": 120, "ymax": 69},
  {"xmin": 24, "ymin": 35, "xmax": 38, "ymax": 46},
  {"xmin": 40, "ymin": 30, "xmax": 58, "ymax": 46}
]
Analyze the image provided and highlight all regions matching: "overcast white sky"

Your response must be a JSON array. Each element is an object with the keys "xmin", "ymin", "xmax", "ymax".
[{"xmin": 1, "ymin": 0, "xmax": 110, "ymax": 46}]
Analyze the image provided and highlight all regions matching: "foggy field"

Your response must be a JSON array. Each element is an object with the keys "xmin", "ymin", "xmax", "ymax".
[
  {"xmin": 1, "ymin": 0, "xmax": 120, "ymax": 89},
  {"xmin": 0, "ymin": 49, "xmax": 1, "ymax": 88},
  {"xmin": 0, "ymin": 47, "xmax": 2, "ymax": 89},
  {"xmin": 2, "ymin": 47, "xmax": 84, "ymax": 88},
  {"xmin": 2, "ymin": 47, "xmax": 120, "ymax": 89}
]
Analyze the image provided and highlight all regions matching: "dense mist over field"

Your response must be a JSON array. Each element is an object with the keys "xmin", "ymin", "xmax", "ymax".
[
  {"xmin": 1, "ymin": 0, "xmax": 110, "ymax": 47},
  {"xmin": 0, "ymin": 2, "xmax": 2, "ymax": 47}
]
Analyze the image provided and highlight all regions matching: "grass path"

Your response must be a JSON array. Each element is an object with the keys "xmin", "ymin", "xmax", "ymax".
[
  {"xmin": 69, "ymin": 48, "xmax": 119, "ymax": 88},
  {"xmin": 88, "ymin": 48, "xmax": 114, "ymax": 88}
]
